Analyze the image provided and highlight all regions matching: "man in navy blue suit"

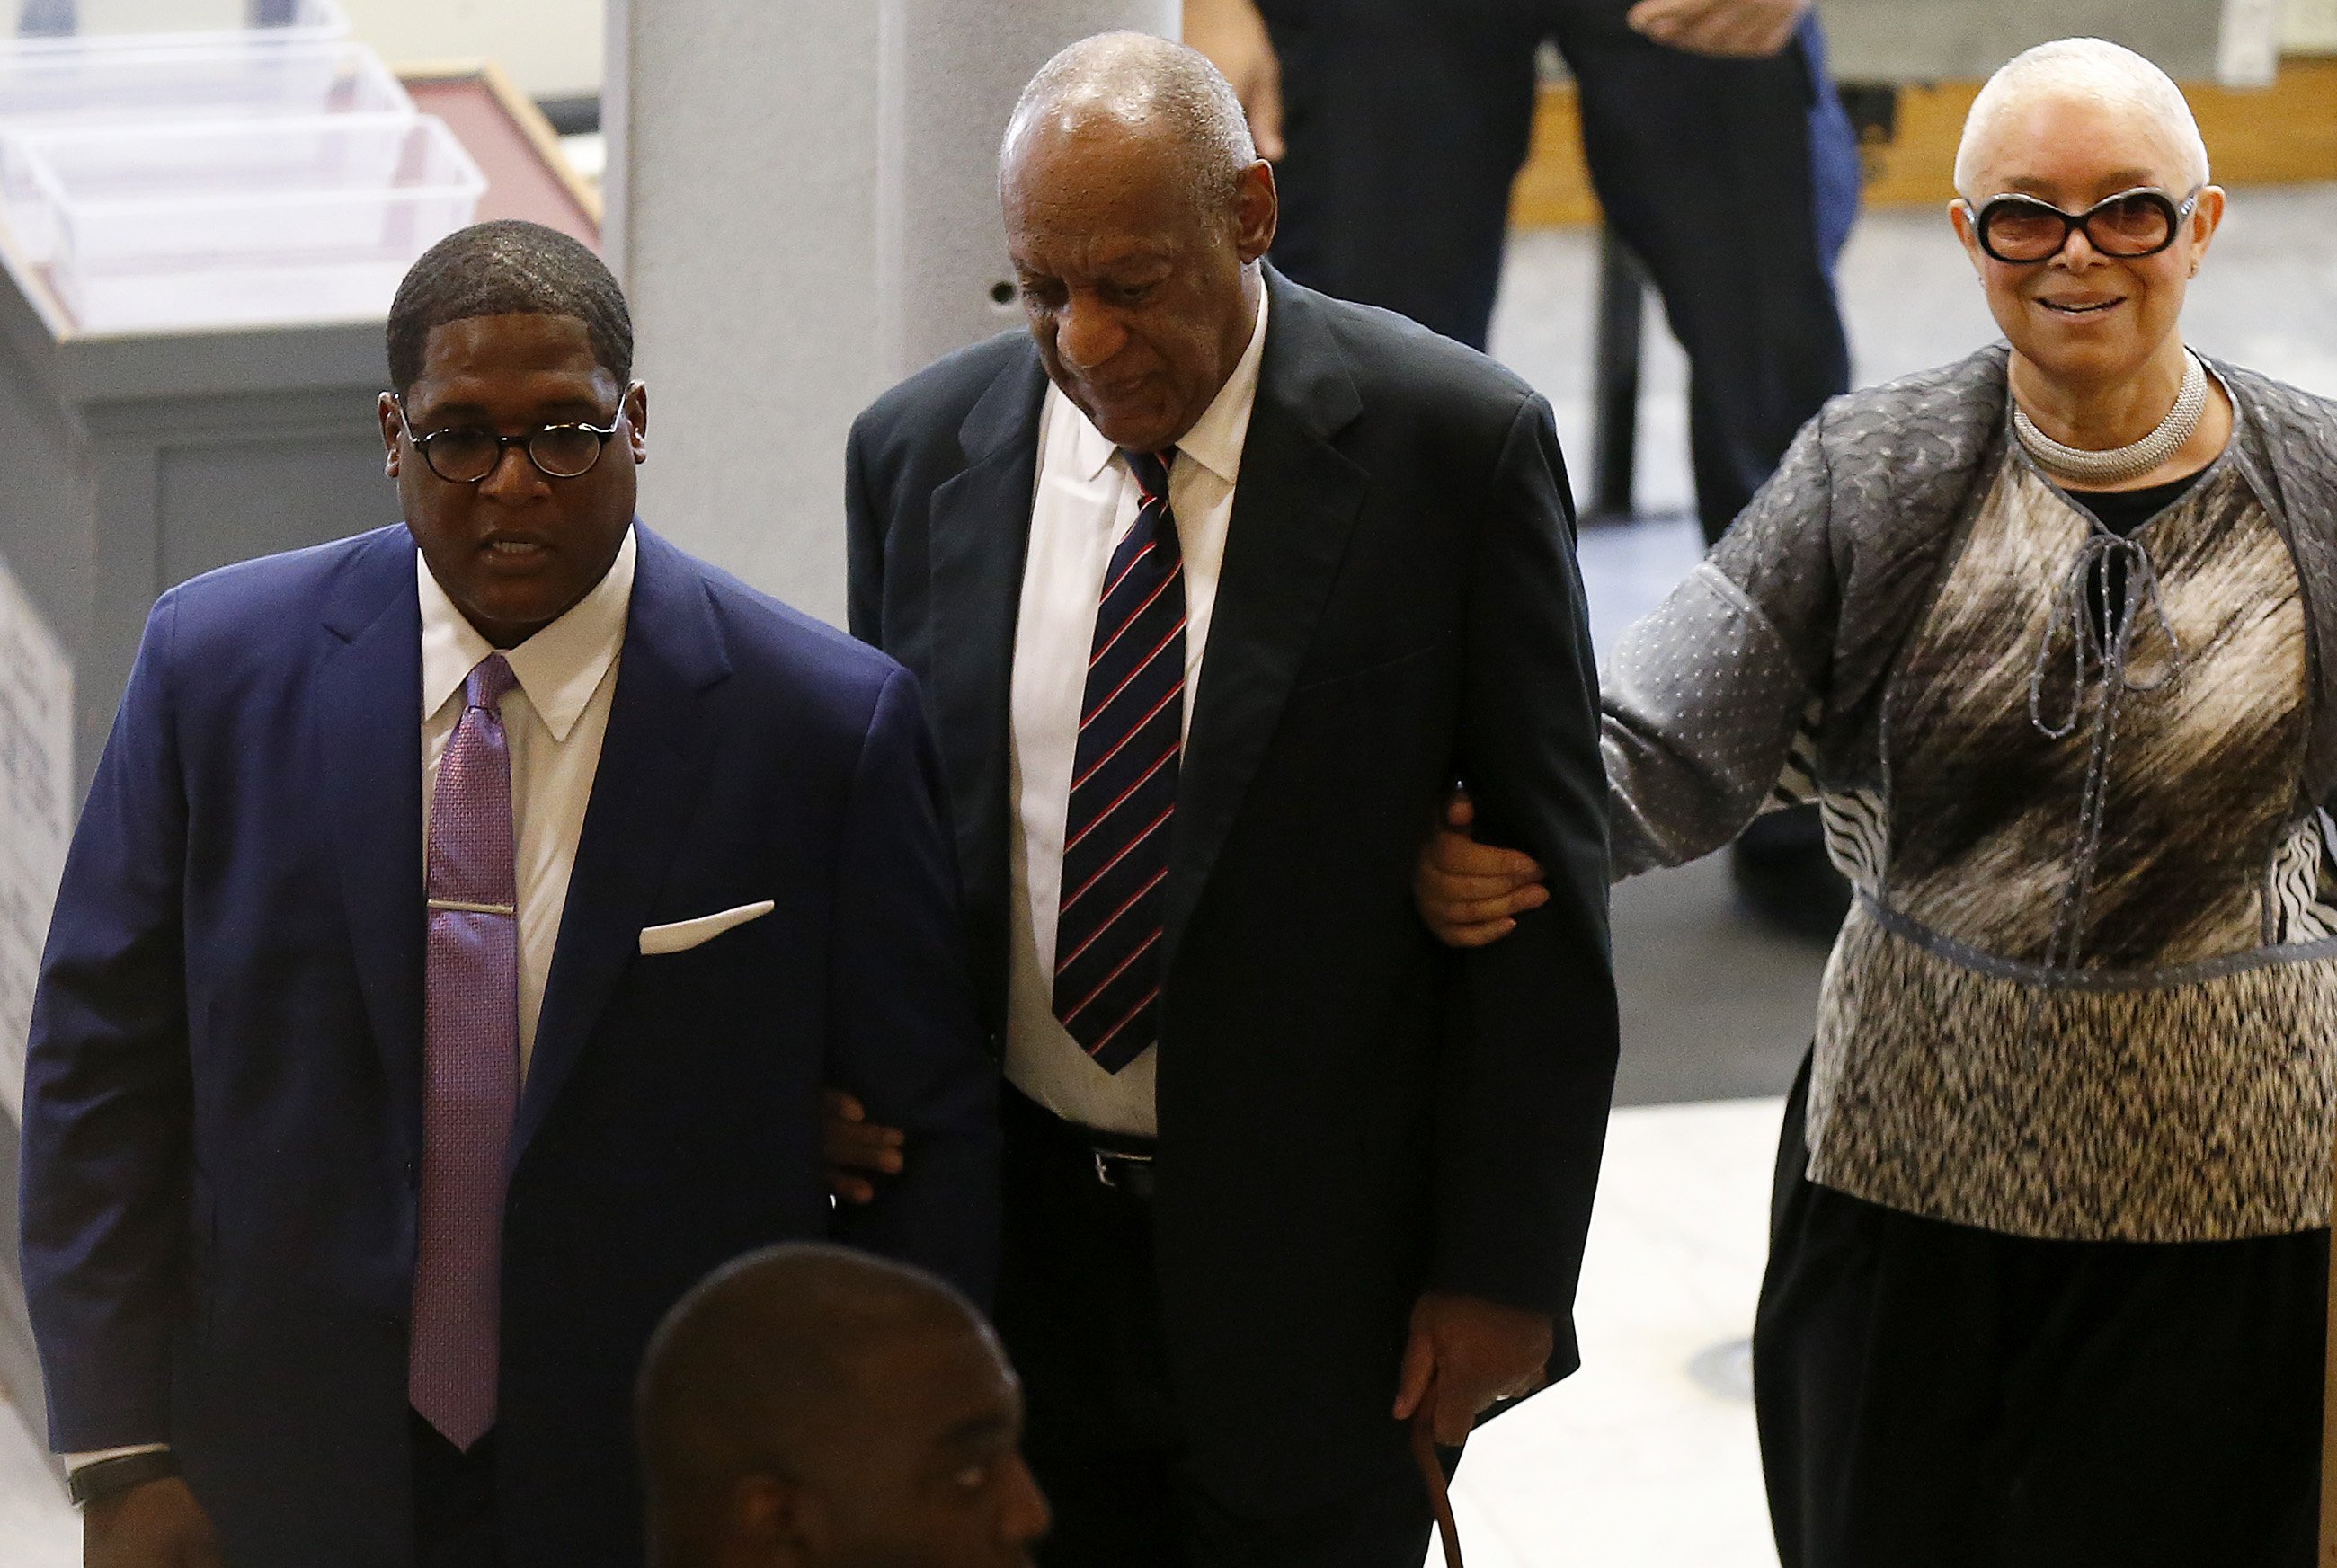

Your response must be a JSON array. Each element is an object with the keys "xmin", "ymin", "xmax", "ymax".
[{"xmin": 19, "ymin": 220, "xmax": 998, "ymax": 1568}]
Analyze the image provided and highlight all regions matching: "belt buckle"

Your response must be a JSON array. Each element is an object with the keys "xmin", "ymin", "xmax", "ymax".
[{"xmin": 1091, "ymin": 1147, "xmax": 1155, "ymax": 1195}]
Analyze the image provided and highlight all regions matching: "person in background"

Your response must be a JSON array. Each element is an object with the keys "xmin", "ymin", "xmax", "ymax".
[
  {"xmin": 847, "ymin": 32, "xmax": 1617, "ymax": 1568},
  {"xmin": 20, "ymin": 221, "xmax": 998, "ymax": 1568},
  {"xmin": 637, "ymin": 1244, "xmax": 1049, "ymax": 1568},
  {"xmin": 1419, "ymin": 39, "xmax": 2337, "ymax": 1565},
  {"xmin": 1186, "ymin": 0, "xmax": 1862, "ymax": 935}
]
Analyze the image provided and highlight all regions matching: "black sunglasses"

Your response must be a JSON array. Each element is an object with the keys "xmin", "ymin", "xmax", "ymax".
[{"xmin": 1965, "ymin": 185, "xmax": 2202, "ymax": 265}]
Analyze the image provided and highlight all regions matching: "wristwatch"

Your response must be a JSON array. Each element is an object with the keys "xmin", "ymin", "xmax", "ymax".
[{"xmin": 67, "ymin": 1449, "xmax": 182, "ymax": 1508}]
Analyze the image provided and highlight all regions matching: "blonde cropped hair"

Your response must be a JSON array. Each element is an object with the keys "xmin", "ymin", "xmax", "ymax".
[{"xmin": 1953, "ymin": 38, "xmax": 2210, "ymax": 199}]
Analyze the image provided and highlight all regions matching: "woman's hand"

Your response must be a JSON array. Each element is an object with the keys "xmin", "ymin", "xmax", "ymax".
[{"xmin": 1414, "ymin": 792, "xmax": 1548, "ymax": 948}]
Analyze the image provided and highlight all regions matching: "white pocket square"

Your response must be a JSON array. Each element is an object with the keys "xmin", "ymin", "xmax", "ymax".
[{"xmin": 638, "ymin": 899, "xmax": 777, "ymax": 956}]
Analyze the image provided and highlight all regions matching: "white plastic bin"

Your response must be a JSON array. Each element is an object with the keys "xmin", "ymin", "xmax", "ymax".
[
  {"xmin": 25, "ymin": 112, "xmax": 485, "ymax": 332},
  {"xmin": 3, "ymin": 1, "xmax": 348, "ymax": 51},
  {"xmin": 0, "ymin": 40, "xmax": 412, "ymax": 260}
]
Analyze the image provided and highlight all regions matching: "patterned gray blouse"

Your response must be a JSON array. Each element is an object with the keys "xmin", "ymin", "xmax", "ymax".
[{"xmin": 1604, "ymin": 347, "xmax": 2337, "ymax": 1242}]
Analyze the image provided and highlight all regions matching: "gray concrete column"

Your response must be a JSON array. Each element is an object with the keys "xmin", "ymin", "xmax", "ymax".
[{"xmin": 604, "ymin": 0, "xmax": 1178, "ymax": 623}]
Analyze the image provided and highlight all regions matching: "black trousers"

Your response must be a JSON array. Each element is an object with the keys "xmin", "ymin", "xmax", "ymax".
[
  {"xmin": 1258, "ymin": 0, "xmax": 1859, "ymax": 545},
  {"xmin": 1754, "ymin": 1057, "xmax": 2325, "ymax": 1567},
  {"xmin": 992, "ymin": 1091, "xmax": 1436, "ymax": 1568},
  {"xmin": 411, "ymin": 1411, "xmax": 501, "ymax": 1568}
]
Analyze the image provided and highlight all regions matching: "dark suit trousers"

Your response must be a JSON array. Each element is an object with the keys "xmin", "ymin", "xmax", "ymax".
[
  {"xmin": 411, "ymin": 1413, "xmax": 500, "ymax": 1568},
  {"xmin": 1258, "ymin": 0, "xmax": 1859, "ymax": 544},
  {"xmin": 994, "ymin": 1092, "xmax": 1435, "ymax": 1568}
]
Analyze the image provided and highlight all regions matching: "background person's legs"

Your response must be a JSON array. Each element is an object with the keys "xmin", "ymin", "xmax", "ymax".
[
  {"xmin": 1554, "ymin": 3, "xmax": 1861, "ymax": 935},
  {"xmin": 1262, "ymin": 0, "xmax": 1859, "ymax": 534},
  {"xmin": 1554, "ymin": 2, "xmax": 1857, "ymax": 546},
  {"xmin": 1255, "ymin": 0, "xmax": 1544, "ymax": 350},
  {"xmin": 1261, "ymin": 0, "xmax": 1853, "ymax": 934}
]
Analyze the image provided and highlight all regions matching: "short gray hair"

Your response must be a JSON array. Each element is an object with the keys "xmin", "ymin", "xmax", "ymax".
[
  {"xmin": 1001, "ymin": 31, "xmax": 1257, "ymax": 217},
  {"xmin": 1954, "ymin": 38, "xmax": 2210, "ymax": 198}
]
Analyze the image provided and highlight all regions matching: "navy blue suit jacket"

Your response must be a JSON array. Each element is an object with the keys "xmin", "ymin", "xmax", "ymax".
[{"xmin": 19, "ymin": 523, "xmax": 998, "ymax": 1568}]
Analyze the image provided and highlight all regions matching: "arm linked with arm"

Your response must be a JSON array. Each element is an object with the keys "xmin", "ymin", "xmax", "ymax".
[
  {"xmin": 1430, "ymin": 394, "xmax": 1618, "ymax": 1318},
  {"xmin": 822, "ymin": 667, "xmax": 1001, "ymax": 1305},
  {"xmin": 1602, "ymin": 407, "xmax": 1841, "ymax": 878}
]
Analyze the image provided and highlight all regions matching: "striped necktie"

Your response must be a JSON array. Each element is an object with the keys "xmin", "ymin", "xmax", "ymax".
[
  {"xmin": 1054, "ymin": 448, "xmax": 1186, "ymax": 1074},
  {"xmin": 410, "ymin": 652, "xmax": 521, "ymax": 1451}
]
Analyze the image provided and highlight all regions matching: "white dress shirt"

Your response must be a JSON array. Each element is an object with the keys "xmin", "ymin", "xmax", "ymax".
[
  {"xmin": 62, "ymin": 528, "xmax": 636, "ymax": 1473},
  {"xmin": 420, "ymin": 525, "xmax": 635, "ymax": 1081},
  {"xmin": 1005, "ymin": 286, "xmax": 1269, "ymax": 1138}
]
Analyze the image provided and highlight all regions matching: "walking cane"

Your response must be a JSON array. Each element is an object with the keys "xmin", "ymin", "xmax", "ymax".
[{"xmin": 1410, "ymin": 1374, "xmax": 1465, "ymax": 1568}]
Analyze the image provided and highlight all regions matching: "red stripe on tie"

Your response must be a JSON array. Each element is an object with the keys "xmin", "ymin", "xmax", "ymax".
[
  {"xmin": 1060, "ymin": 927, "xmax": 1165, "ymax": 1024},
  {"xmin": 1063, "ymin": 746, "xmax": 1177, "ymax": 855},
  {"xmin": 1096, "ymin": 536, "xmax": 1159, "ymax": 609},
  {"xmin": 1060, "ymin": 804, "xmax": 1175, "ymax": 914},
  {"xmin": 1071, "ymin": 688, "xmax": 1182, "ymax": 793},
  {"xmin": 1054, "ymin": 864, "xmax": 1169, "ymax": 975},
  {"xmin": 1083, "ymin": 985, "xmax": 1161, "ymax": 1060},
  {"xmin": 1090, "ymin": 561, "xmax": 1186, "ymax": 670},
  {"xmin": 1080, "ymin": 621, "xmax": 1187, "ymax": 730}
]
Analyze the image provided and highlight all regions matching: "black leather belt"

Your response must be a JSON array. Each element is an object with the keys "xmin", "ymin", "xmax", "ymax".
[{"xmin": 1004, "ymin": 1086, "xmax": 1159, "ymax": 1199}]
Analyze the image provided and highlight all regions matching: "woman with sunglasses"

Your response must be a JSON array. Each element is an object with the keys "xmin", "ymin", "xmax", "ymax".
[{"xmin": 1418, "ymin": 35, "xmax": 2337, "ymax": 1565}]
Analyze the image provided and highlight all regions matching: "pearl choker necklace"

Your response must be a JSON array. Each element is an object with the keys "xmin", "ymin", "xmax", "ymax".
[{"xmin": 2013, "ymin": 352, "xmax": 2208, "ymax": 486}]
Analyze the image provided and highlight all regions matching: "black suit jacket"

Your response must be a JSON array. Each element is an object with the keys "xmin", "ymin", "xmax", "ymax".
[{"xmin": 845, "ymin": 270, "xmax": 1616, "ymax": 1510}]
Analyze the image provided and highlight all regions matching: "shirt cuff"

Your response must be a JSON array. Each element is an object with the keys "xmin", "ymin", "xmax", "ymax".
[{"xmin": 62, "ymin": 1443, "xmax": 170, "ymax": 1473}]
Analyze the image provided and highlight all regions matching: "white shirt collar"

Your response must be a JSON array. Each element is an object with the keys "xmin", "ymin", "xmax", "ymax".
[
  {"xmin": 1063, "ymin": 280, "xmax": 1271, "ymax": 485},
  {"xmin": 418, "ymin": 524, "xmax": 637, "ymax": 742}
]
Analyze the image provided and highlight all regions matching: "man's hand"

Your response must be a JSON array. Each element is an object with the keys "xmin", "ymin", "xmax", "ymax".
[
  {"xmin": 1183, "ymin": 0, "xmax": 1286, "ymax": 160},
  {"xmin": 1625, "ymin": 0, "xmax": 1808, "ymax": 58},
  {"xmin": 84, "ymin": 1477, "xmax": 221, "ymax": 1568},
  {"xmin": 822, "ymin": 1090, "xmax": 904, "ymax": 1206},
  {"xmin": 1392, "ymin": 1292, "xmax": 1554, "ymax": 1447},
  {"xmin": 1414, "ymin": 792, "xmax": 1547, "ymax": 948}
]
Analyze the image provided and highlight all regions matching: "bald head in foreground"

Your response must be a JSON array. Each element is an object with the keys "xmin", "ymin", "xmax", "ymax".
[
  {"xmin": 848, "ymin": 28, "xmax": 1617, "ymax": 1568},
  {"xmin": 640, "ymin": 1246, "xmax": 1047, "ymax": 1568}
]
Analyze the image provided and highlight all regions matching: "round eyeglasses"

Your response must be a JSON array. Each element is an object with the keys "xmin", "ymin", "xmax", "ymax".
[
  {"xmin": 1966, "ymin": 186, "xmax": 2202, "ymax": 265},
  {"xmin": 395, "ymin": 385, "xmax": 639, "ymax": 484}
]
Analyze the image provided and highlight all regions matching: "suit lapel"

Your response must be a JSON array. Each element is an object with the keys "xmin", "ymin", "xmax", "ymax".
[
  {"xmin": 925, "ymin": 350, "xmax": 1047, "ymax": 1009},
  {"xmin": 315, "ymin": 528, "xmax": 428, "ymax": 1152},
  {"xmin": 1162, "ymin": 273, "xmax": 1367, "ymax": 970},
  {"xmin": 511, "ymin": 526, "xmax": 730, "ymax": 1162}
]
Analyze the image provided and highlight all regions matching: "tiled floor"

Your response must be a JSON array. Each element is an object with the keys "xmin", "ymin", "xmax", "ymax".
[{"xmin": 4, "ymin": 187, "xmax": 2332, "ymax": 1568}]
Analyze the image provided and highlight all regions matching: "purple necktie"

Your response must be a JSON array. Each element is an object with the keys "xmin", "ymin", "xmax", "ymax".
[{"xmin": 410, "ymin": 653, "xmax": 521, "ymax": 1451}]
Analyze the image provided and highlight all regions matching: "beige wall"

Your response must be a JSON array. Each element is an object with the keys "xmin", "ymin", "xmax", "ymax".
[
  {"xmin": 341, "ymin": 0, "xmax": 604, "ymax": 98},
  {"xmin": 2291, "ymin": 0, "xmax": 2337, "ymax": 52}
]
